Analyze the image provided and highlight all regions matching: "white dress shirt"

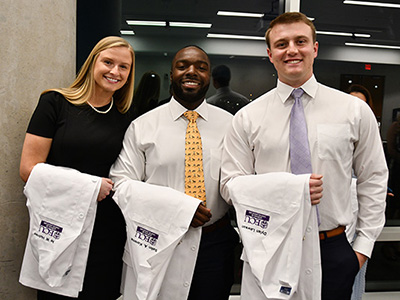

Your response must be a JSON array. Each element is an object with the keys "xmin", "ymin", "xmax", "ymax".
[
  {"xmin": 20, "ymin": 163, "xmax": 100, "ymax": 297},
  {"xmin": 227, "ymin": 172, "xmax": 321, "ymax": 300},
  {"xmin": 221, "ymin": 75, "xmax": 388, "ymax": 258},
  {"xmin": 110, "ymin": 97, "xmax": 233, "ymax": 299}
]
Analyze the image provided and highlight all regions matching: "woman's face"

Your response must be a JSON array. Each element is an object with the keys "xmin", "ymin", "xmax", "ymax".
[{"xmin": 93, "ymin": 46, "xmax": 132, "ymax": 96}]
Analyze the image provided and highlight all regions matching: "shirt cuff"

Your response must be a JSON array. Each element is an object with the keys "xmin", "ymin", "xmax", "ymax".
[{"xmin": 353, "ymin": 235, "xmax": 376, "ymax": 258}]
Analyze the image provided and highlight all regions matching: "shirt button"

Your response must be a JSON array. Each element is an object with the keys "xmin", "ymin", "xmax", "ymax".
[
  {"xmin": 78, "ymin": 213, "xmax": 85, "ymax": 219},
  {"xmin": 306, "ymin": 226, "xmax": 312, "ymax": 233},
  {"xmin": 305, "ymin": 268, "xmax": 312, "ymax": 275},
  {"xmin": 183, "ymin": 282, "xmax": 190, "ymax": 287},
  {"xmin": 191, "ymin": 246, "xmax": 196, "ymax": 251}
]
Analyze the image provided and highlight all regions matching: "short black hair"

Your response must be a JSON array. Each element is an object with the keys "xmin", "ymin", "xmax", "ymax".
[
  {"xmin": 171, "ymin": 45, "xmax": 209, "ymax": 69},
  {"xmin": 212, "ymin": 65, "xmax": 231, "ymax": 87}
]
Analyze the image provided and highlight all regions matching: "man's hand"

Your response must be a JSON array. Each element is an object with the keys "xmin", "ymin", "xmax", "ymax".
[
  {"xmin": 309, "ymin": 174, "xmax": 323, "ymax": 205},
  {"xmin": 97, "ymin": 178, "xmax": 114, "ymax": 202},
  {"xmin": 191, "ymin": 203, "xmax": 212, "ymax": 228},
  {"xmin": 355, "ymin": 251, "xmax": 368, "ymax": 269}
]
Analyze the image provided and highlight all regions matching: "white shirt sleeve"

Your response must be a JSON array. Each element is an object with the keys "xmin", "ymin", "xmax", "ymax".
[
  {"xmin": 220, "ymin": 109, "xmax": 256, "ymax": 204},
  {"xmin": 352, "ymin": 102, "xmax": 388, "ymax": 257}
]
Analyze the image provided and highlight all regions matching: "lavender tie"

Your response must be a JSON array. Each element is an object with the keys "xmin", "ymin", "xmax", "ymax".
[
  {"xmin": 290, "ymin": 88, "xmax": 311, "ymax": 174},
  {"xmin": 289, "ymin": 88, "xmax": 320, "ymax": 225}
]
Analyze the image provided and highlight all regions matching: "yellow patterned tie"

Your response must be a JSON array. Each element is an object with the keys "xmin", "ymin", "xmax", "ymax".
[{"xmin": 184, "ymin": 111, "xmax": 206, "ymax": 205}]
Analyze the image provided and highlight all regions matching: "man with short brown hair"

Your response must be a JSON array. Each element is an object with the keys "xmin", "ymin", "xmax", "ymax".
[{"xmin": 221, "ymin": 12, "xmax": 388, "ymax": 300}]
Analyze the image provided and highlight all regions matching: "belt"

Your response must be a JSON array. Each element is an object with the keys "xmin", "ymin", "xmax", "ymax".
[
  {"xmin": 319, "ymin": 226, "xmax": 345, "ymax": 240},
  {"xmin": 202, "ymin": 214, "xmax": 230, "ymax": 234}
]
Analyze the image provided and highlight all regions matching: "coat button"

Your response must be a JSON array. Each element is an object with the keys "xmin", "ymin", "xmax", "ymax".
[
  {"xmin": 191, "ymin": 246, "xmax": 196, "ymax": 251},
  {"xmin": 183, "ymin": 282, "xmax": 190, "ymax": 287},
  {"xmin": 78, "ymin": 213, "xmax": 84, "ymax": 219},
  {"xmin": 305, "ymin": 268, "xmax": 312, "ymax": 275},
  {"xmin": 306, "ymin": 226, "xmax": 312, "ymax": 233}
]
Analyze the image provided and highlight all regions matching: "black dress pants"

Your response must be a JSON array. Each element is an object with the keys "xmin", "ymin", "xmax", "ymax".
[
  {"xmin": 320, "ymin": 232, "xmax": 360, "ymax": 300},
  {"xmin": 188, "ymin": 221, "xmax": 239, "ymax": 300}
]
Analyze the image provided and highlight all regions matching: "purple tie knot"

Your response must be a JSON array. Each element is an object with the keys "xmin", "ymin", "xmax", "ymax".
[{"xmin": 292, "ymin": 88, "xmax": 304, "ymax": 100}]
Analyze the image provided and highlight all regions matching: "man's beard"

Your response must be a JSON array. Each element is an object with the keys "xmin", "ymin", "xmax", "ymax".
[{"xmin": 172, "ymin": 80, "xmax": 209, "ymax": 104}]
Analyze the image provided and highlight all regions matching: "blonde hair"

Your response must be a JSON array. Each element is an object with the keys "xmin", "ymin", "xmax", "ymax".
[
  {"xmin": 42, "ymin": 36, "xmax": 135, "ymax": 113},
  {"xmin": 265, "ymin": 12, "xmax": 316, "ymax": 49}
]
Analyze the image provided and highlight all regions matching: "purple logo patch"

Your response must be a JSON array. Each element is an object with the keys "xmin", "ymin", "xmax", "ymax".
[
  {"xmin": 135, "ymin": 226, "xmax": 159, "ymax": 246},
  {"xmin": 39, "ymin": 220, "xmax": 63, "ymax": 240},
  {"xmin": 244, "ymin": 210, "xmax": 270, "ymax": 229}
]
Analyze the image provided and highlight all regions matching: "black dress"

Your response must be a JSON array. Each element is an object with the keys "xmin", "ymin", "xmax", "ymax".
[{"xmin": 27, "ymin": 91, "xmax": 135, "ymax": 300}]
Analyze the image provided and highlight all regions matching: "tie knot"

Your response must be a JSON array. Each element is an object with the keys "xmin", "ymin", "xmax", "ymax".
[
  {"xmin": 291, "ymin": 88, "xmax": 304, "ymax": 100},
  {"xmin": 184, "ymin": 111, "xmax": 199, "ymax": 122}
]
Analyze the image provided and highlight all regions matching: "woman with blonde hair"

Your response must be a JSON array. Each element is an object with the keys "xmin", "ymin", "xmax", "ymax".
[{"xmin": 20, "ymin": 36, "xmax": 135, "ymax": 299}]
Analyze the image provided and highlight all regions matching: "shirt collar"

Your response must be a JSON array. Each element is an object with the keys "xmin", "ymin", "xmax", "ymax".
[
  {"xmin": 277, "ymin": 74, "xmax": 318, "ymax": 103},
  {"xmin": 168, "ymin": 96, "xmax": 209, "ymax": 121}
]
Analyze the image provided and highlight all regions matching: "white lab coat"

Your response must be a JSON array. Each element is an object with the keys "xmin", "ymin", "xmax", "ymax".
[
  {"xmin": 226, "ymin": 172, "xmax": 321, "ymax": 300},
  {"xmin": 113, "ymin": 180, "xmax": 202, "ymax": 300},
  {"xmin": 19, "ymin": 163, "xmax": 100, "ymax": 297}
]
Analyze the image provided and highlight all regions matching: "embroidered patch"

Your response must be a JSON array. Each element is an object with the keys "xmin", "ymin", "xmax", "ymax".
[
  {"xmin": 35, "ymin": 220, "xmax": 63, "ymax": 243},
  {"xmin": 135, "ymin": 226, "xmax": 159, "ymax": 246},
  {"xmin": 244, "ymin": 210, "xmax": 270, "ymax": 229},
  {"xmin": 280, "ymin": 286, "xmax": 292, "ymax": 295}
]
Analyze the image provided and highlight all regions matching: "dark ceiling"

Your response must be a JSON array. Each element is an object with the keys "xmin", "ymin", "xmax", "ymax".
[{"xmin": 120, "ymin": 0, "xmax": 400, "ymax": 48}]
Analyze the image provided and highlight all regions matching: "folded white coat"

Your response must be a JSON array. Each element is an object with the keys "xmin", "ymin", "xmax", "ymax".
[
  {"xmin": 19, "ymin": 163, "xmax": 100, "ymax": 297},
  {"xmin": 113, "ymin": 180, "xmax": 202, "ymax": 300},
  {"xmin": 227, "ymin": 172, "xmax": 321, "ymax": 300}
]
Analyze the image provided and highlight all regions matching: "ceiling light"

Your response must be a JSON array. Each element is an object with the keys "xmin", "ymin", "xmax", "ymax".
[
  {"xmin": 207, "ymin": 33, "xmax": 265, "ymax": 40},
  {"xmin": 126, "ymin": 20, "xmax": 166, "ymax": 26},
  {"xmin": 169, "ymin": 22, "xmax": 212, "ymax": 28},
  {"xmin": 318, "ymin": 31, "xmax": 352, "ymax": 37},
  {"xmin": 343, "ymin": 1, "xmax": 400, "ymax": 9},
  {"xmin": 317, "ymin": 31, "xmax": 371, "ymax": 38},
  {"xmin": 354, "ymin": 33, "xmax": 372, "ymax": 38},
  {"xmin": 345, "ymin": 42, "xmax": 400, "ymax": 49},
  {"xmin": 217, "ymin": 11, "xmax": 264, "ymax": 18},
  {"xmin": 120, "ymin": 30, "xmax": 135, "ymax": 35}
]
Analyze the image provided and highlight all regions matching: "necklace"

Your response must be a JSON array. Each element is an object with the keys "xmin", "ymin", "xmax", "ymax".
[{"xmin": 87, "ymin": 97, "xmax": 113, "ymax": 114}]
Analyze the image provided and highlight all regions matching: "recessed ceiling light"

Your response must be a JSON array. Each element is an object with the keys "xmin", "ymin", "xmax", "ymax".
[
  {"xmin": 217, "ymin": 11, "xmax": 264, "ymax": 18},
  {"xmin": 207, "ymin": 33, "xmax": 265, "ymax": 40},
  {"xmin": 343, "ymin": 1, "xmax": 400, "ymax": 9},
  {"xmin": 126, "ymin": 20, "xmax": 166, "ymax": 26},
  {"xmin": 345, "ymin": 42, "xmax": 400, "ymax": 49},
  {"xmin": 169, "ymin": 22, "xmax": 212, "ymax": 28},
  {"xmin": 120, "ymin": 30, "xmax": 135, "ymax": 35},
  {"xmin": 317, "ymin": 31, "xmax": 371, "ymax": 38}
]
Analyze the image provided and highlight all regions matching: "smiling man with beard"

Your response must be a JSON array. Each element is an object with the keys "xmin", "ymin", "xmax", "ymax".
[
  {"xmin": 110, "ymin": 45, "xmax": 239, "ymax": 300},
  {"xmin": 170, "ymin": 46, "xmax": 210, "ymax": 108}
]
